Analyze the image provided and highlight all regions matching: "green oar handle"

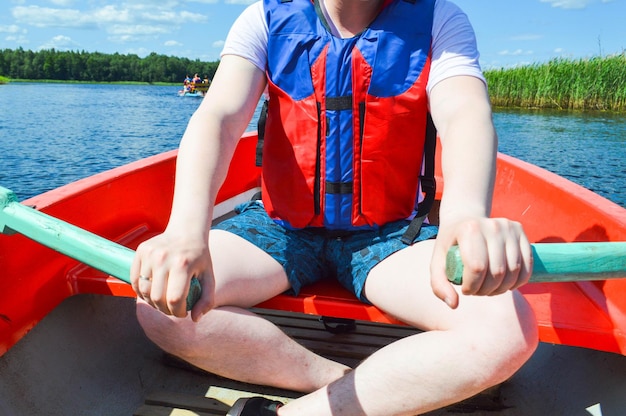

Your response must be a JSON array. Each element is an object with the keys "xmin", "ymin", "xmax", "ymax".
[
  {"xmin": 0, "ymin": 186, "xmax": 201, "ymax": 311},
  {"xmin": 446, "ymin": 242, "xmax": 626, "ymax": 284}
]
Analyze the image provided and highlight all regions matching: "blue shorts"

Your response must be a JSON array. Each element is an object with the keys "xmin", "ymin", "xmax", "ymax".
[{"xmin": 213, "ymin": 201, "xmax": 438, "ymax": 303}]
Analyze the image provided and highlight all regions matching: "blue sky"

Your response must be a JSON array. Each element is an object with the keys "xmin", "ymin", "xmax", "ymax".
[{"xmin": 0, "ymin": 0, "xmax": 624, "ymax": 69}]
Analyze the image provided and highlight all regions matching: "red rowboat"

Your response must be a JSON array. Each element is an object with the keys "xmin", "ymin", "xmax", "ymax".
[{"xmin": 1, "ymin": 131, "xmax": 625, "ymax": 415}]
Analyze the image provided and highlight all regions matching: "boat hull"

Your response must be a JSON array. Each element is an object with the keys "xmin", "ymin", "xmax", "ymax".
[
  {"xmin": 2, "ymin": 132, "xmax": 625, "ymax": 355},
  {"xmin": 178, "ymin": 90, "xmax": 204, "ymax": 97}
]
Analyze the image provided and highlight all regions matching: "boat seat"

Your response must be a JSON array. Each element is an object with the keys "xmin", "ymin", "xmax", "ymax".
[
  {"xmin": 67, "ymin": 222, "xmax": 414, "ymax": 325},
  {"xmin": 69, "ymin": 195, "xmax": 443, "ymax": 326}
]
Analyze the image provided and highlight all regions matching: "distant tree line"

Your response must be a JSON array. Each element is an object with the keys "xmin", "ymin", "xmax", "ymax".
[{"xmin": 0, "ymin": 48, "xmax": 219, "ymax": 83}]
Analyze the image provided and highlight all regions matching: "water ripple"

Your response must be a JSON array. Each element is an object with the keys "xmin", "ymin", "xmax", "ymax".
[
  {"xmin": 0, "ymin": 84, "xmax": 624, "ymax": 209},
  {"xmin": 495, "ymin": 108, "xmax": 626, "ymax": 208}
]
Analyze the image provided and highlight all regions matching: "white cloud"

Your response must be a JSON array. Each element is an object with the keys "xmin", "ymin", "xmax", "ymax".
[
  {"xmin": 165, "ymin": 40, "xmax": 183, "ymax": 47},
  {"xmin": 39, "ymin": 34, "xmax": 79, "ymax": 50},
  {"xmin": 108, "ymin": 24, "xmax": 170, "ymax": 36},
  {"xmin": 49, "ymin": 0, "xmax": 75, "ymax": 6},
  {"xmin": 92, "ymin": 5, "xmax": 133, "ymax": 24},
  {"xmin": 224, "ymin": 0, "xmax": 257, "ymax": 5},
  {"xmin": 11, "ymin": 3, "xmax": 209, "ymax": 43},
  {"xmin": 538, "ymin": 0, "xmax": 613, "ymax": 9},
  {"xmin": 1, "ymin": 24, "xmax": 27, "ymax": 43},
  {"xmin": 5, "ymin": 35, "xmax": 29, "ymax": 44},
  {"xmin": 0, "ymin": 24, "xmax": 21, "ymax": 34},
  {"xmin": 124, "ymin": 47, "xmax": 152, "ymax": 57},
  {"xmin": 212, "ymin": 40, "xmax": 224, "ymax": 48},
  {"xmin": 498, "ymin": 49, "xmax": 534, "ymax": 56},
  {"xmin": 510, "ymin": 34, "xmax": 543, "ymax": 41},
  {"xmin": 12, "ymin": 6, "xmax": 95, "ymax": 28},
  {"xmin": 179, "ymin": 11, "xmax": 209, "ymax": 23},
  {"xmin": 540, "ymin": 0, "xmax": 590, "ymax": 9}
]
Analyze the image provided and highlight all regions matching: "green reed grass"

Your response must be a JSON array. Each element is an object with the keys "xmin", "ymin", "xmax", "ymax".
[
  {"xmin": 0, "ymin": 75, "xmax": 9, "ymax": 84},
  {"xmin": 485, "ymin": 53, "xmax": 626, "ymax": 112}
]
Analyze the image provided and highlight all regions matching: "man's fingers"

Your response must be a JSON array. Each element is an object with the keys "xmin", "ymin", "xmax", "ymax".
[
  {"xmin": 191, "ymin": 273, "xmax": 215, "ymax": 322},
  {"xmin": 433, "ymin": 274, "xmax": 460, "ymax": 309},
  {"xmin": 431, "ymin": 244, "xmax": 460, "ymax": 309}
]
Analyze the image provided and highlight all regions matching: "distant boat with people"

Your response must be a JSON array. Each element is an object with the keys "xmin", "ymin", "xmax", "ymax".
[{"xmin": 179, "ymin": 73, "xmax": 211, "ymax": 97}]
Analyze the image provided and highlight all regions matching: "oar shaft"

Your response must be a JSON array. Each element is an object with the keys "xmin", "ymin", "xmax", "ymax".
[
  {"xmin": 0, "ymin": 186, "xmax": 200, "ymax": 310},
  {"xmin": 446, "ymin": 242, "xmax": 626, "ymax": 284},
  {"xmin": 4, "ymin": 187, "xmax": 624, "ymax": 295},
  {"xmin": 1, "ymin": 189, "xmax": 135, "ymax": 280}
]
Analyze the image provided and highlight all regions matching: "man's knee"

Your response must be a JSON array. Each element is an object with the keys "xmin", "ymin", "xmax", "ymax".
[
  {"xmin": 136, "ymin": 301, "xmax": 208, "ymax": 356},
  {"xmin": 478, "ymin": 292, "xmax": 539, "ymax": 381}
]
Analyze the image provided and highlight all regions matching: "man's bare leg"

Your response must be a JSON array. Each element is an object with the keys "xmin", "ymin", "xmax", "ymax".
[
  {"xmin": 136, "ymin": 230, "xmax": 350, "ymax": 392},
  {"xmin": 279, "ymin": 239, "xmax": 538, "ymax": 415},
  {"xmin": 137, "ymin": 233, "xmax": 537, "ymax": 414}
]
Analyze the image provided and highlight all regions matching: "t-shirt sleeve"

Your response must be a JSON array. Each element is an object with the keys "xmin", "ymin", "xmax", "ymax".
[
  {"xmin": 428, "ymin": 0, "xmax": 486, "ymax": 95},
  {"xmin": 220, "ymin": 1, "xmax": 268, "ymax": 73}
]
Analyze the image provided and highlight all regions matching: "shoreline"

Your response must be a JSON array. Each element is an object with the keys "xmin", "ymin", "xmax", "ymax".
[
  {"xmin": 2, "ymin": 78, "xmax": 178, "ymax": 86},
  {"xmin": 4, "ymin": 52, "xmax": 626, "ymax": 114}
]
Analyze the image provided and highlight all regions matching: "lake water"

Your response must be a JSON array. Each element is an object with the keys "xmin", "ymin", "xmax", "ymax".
[{"xmin": 1, "ymin": 83, "xmax": 624, "ymax": 209}]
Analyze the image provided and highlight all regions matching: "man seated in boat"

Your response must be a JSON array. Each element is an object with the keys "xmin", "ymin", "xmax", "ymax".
[{"xmin": 131, "ymin": 0, "xmax": 539, "ymax": 415}]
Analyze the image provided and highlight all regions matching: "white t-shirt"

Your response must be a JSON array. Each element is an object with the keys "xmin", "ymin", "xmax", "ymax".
[{"xmin": 221, "ymin": 0, "xmax": 485, "ymax": 95}]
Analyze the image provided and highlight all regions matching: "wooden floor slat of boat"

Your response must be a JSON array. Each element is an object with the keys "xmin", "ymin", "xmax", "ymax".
[
  {"xmin": 260, "ymin": 309, "xmax": 420, "ymax": 366},
  {"xmin": 133, "ymin": 309, "xmax": 504, "ymax": 416}
]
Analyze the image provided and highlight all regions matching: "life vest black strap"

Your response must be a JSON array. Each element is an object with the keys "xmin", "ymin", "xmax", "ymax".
[
  {"xmin": 255, "ymin": 99, "xmax": 269, "ymax": 167},
  {"xmin": 325, "ymin": 181, "xmax": 353, "ymax": 194},
  {"xmin": 314, "ymin": 102, "xmax": 323, "ymax": 215},
  {"xmin": 401, "ymin": 112, "xmax": 437, "ymax": 245},
  {"xmin": 326, "ymin": 95, "xmax": 353, "ymax": 111},
  {"xmin": 401, "ymin": 212, "xmax": 428, "ymax": 245}
]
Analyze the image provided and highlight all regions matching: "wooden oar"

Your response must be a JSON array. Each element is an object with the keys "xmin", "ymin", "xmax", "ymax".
[
  {"xmin": 446, "ymin": 242, "xmax": 626, "ymax": 284},
  {"xmin": 0, "ymin": 186, "xmax": 201, "ymax": 310}
]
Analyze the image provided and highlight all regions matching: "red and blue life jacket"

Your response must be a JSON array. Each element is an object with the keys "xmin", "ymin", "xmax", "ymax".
[{"xmin": 260, "ymin": 0, "xmax": 435, "ymax": 230}]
